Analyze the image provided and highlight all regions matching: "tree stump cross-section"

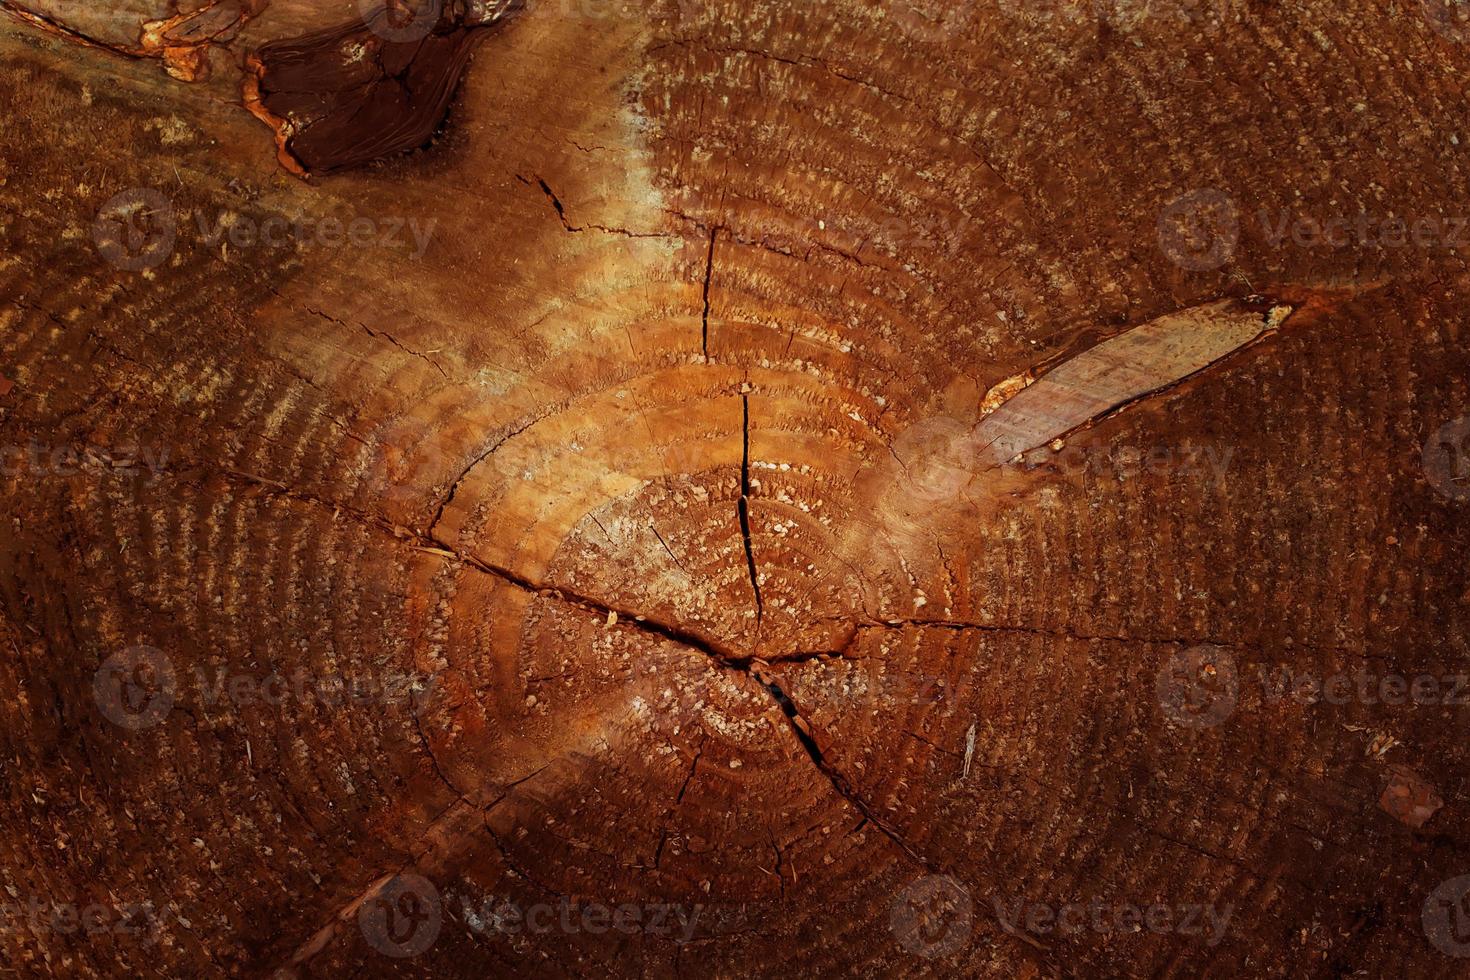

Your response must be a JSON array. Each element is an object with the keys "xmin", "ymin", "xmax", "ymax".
[{"xmin": 1, "ymin": 0, "xmax": 1469, "ymax": 977}]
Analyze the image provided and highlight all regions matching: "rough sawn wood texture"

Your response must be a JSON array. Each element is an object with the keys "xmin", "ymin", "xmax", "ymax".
[{"xmin": 0, "ymin": 0, "xmax": 1468, "ymax": 977}]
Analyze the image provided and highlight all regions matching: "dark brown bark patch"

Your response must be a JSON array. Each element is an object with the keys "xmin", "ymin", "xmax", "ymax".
[{"xmin": 245, "ymin": 3, "xmax": 517, "ymax": 175}]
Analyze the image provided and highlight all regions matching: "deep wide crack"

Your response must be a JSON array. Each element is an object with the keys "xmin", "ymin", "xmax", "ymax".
[
  {"xmin": 701, "ymin": 226, "xmax": 717, "ymax": 359},
  {"xmin": 751, "ymin": 668, "xmax": 930, "ymax": 868},
  {"xmin": 737, "ymin": 393, "xmax": 764, "ymax": 627}
]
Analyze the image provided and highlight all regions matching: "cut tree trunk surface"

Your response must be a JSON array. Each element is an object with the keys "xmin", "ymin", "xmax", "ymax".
[{"xmin": 1, "ymin": 0, "xmax": 1469, "ymax": 977}]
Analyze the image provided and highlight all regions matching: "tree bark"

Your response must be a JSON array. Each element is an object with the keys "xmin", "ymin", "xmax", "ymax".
[{"xmin": 1, "ymin": 0, "xmax": 1469, "ymax": 976}]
